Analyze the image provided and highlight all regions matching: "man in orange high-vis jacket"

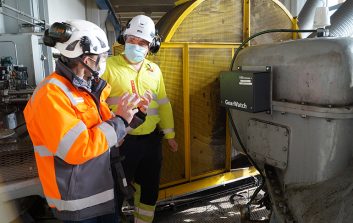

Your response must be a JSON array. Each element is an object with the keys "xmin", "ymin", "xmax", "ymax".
[
  {"xmin": 24, "ymin": 20, "xmax": 151, "ymax": 223},
  {"xmin": 101, "ymin": 15, "xmax": 178, "ymax": 223}
]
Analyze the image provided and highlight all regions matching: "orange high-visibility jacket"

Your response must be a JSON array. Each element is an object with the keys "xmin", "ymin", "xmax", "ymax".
[{"xmin": 24, "ymin": 61, "xmax": 127, "ymax": 221}]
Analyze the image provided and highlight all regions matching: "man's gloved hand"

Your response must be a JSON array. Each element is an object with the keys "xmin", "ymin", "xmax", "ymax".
[
  {"xmin": 115, "ymin": 93, "xmax": 140, "ymax": 125},
  {"xmin": 129, "ymin": 108, "xmax": 147, "ymax": 129},
  {"xmin": 129, "ymin": 90, "xmax": 153, "ymax": 129}
]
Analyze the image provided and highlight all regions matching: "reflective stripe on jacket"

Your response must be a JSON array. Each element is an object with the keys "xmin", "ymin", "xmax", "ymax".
[
  {"xmin": 24, "ymin": 71, "xmax": 121, "ymax": 221},
  {"xmin": 101, "ymin": 54, "xmax": 175, "ymax": 139}
]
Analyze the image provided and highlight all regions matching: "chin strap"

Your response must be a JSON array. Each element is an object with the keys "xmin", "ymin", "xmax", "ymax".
[{"xmin": 78, "ymin": 54, "xmax": 101, "ymax": 82}]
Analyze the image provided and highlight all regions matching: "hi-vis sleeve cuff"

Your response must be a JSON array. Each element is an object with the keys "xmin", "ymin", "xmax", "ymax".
[
  {"xmin": 105, "ymin": 116, "xmax": 127, "ymax": 142},
  {"xmin": 162, "ymin": 128, "xmax": 175, "ymax": 139},
  {"xmin": 98, "ymin": 122, "xmax": 118, "ymax": 148}
]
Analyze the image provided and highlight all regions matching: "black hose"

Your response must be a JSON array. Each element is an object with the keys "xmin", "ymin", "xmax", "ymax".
[{"xmin": 227, "ymin": 108, "xmax": 264, "ymax": 206}]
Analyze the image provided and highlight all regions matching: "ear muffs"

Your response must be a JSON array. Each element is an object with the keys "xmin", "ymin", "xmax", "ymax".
[
  {"xmin": 43, "ymin": 22, "xmax": 73, "ymax": 47},
  {"xmin": 117, "ymin": 19, "xmax": 130, "ymax": 45},
  {"xmin": 117, "ymin": 32, "xmax": 125, "ymax": 45},
  {"xmin": 149, "ymin": 31, "xmax": 161, "ymax": 54},
  {"xmin": 43, "ymin": 29, "xmax": 57, "ymax": 47}
]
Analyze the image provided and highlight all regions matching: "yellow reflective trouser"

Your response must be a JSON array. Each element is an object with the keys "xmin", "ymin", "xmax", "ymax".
[{"xmin": 134, "ymin": 183, "xmax": 156, "ymax": 223}]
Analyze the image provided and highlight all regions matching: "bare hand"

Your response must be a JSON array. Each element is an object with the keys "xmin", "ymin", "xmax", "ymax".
[
  {"xmin": 138, "ymin": 90, "xmax": 153, "ymax": 113},
  {"xmin": 115, "ymin": 93, "xmax": 140, "ymax": 124},
  {"xmin": 167, "ymin": 138, "xmax": 178, "ymax": 152}
]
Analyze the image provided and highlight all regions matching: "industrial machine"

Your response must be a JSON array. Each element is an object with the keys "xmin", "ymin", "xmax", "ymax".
[
  {"xmin": 0, "ymin": 56, "xmax": 33, "ymax": 104},
  {"xmin": 0, "ymin": 55, "xmax": 38, "ymax": 186},
  {"xmin": 221, "ymin": 36, "xmax": 353, "ymax": 223},
  {"xmin": 0, "ymin": 35, "xmax": 46, "ymax": 223}
]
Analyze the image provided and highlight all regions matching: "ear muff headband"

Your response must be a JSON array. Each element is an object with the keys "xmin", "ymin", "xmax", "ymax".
[{"xmin": 117, "ymin": 20, "xmax": 161, "ymax": 53}]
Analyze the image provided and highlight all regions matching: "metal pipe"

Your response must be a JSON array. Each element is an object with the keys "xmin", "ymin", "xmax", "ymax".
[
  {"xmin": 16, "ymin": 0, "xmax": 19, "ymax": 29},
  {"xmin": 329, "ymin": 3, "xmax": 344, "ymax": 11},
  {"xmin": 0, "ymin": 10, "xmax": 39, "ymax": 30},
  {"xmin": 7, "ymin": 98, "xmax": 30, "ymax": 103},
  {"xmin": 8, "ymin": 90, "xmax": 34, "ymax": 95},
  {"xmin": 30, "ymin": 0, "xmax": 34, "ymax": 25},
  {"xmin": 0, "ymin": 2, "xmax": 48, "ymax": 27},
  {"xmin": 102, "ymin": 0, "xmax": 120, "ymax": 27},
  {"xmin": 298, "ymin": 0, "xmax": 324, "ymax": 31},
  {"xmin": 95, "ymin": 0, "xmax": 121, "ymax": 34},
  {"xmin": 0, "ymin": 41, "xmax": 18, "ymax": 64},
  {"xmin": 329, "ymin": 0, "xmax": 353, "ymax": 37}
]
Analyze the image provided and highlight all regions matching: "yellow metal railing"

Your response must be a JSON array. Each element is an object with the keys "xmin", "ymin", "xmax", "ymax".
[{"xmin": 150, "ymin": 42, "xmax": 240, "ymax": 187}]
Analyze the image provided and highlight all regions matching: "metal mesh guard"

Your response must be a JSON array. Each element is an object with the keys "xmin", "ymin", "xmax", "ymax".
[{"xmin": 0, "ymin": 142, "xmax": 37, "ymax": 183}]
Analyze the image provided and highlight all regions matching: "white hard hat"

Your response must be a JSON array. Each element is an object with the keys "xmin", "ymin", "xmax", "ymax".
[
  {"xmin": 124, "ymin": 15, "xmax": 156, "ymax": 43},
  {"xmin": 55, "ymin": 20, "xmax": 109, "ymax": 58}
]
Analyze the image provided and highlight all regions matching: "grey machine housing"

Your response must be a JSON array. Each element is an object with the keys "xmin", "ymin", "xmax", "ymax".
[{"xmin": 224, "ymin": 37, "xmax": 353, "ymax": 223}]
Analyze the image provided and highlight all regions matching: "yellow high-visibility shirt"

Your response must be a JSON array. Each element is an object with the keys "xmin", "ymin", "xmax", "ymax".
[{"xmin": 101, "ymin": 54, "xmax": 175, "ymax": 139}]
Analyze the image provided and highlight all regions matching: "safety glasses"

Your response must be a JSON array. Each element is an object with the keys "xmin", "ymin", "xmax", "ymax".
[
  {"xmin": 125, "ymin": 35, "xmax": 150, "ymax": 47},
  {"xmin": 86, "ymin": 52, "xmax": 108, "ymax": 68}
]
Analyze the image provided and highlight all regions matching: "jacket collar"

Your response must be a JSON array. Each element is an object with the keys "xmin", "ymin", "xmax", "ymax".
[
  {"xmin": 55, "ymin": 59, "xmax": 76, "ymax": 83},
  {"xmin": 55, "ymin": 59, "xmax": 92, "ymax": 92}
]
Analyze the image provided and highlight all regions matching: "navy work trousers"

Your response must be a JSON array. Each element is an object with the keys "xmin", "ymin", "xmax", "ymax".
[{"xmin": 114, "ymin": 129, "xmax": 163, "ymax": 213}]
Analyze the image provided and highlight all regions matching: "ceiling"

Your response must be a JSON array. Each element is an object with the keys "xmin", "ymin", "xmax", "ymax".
[{"xmin": 109, "ymin": 0, "xmax": 176, "ymax": 25}]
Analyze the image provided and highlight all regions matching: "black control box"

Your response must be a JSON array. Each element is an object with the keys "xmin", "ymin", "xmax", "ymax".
[{"xmin": 220, "ymin": 69, "xmax": 271, "ymax": 113}]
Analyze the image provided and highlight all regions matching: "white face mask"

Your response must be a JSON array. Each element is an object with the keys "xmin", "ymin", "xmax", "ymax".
[
  {"xmin": 124, "ymin": 43, "xmax": 148, "ymax": 63},
  {"xmin": 98, "ymin": 61, "xmax": 106, "ymax": 77}
]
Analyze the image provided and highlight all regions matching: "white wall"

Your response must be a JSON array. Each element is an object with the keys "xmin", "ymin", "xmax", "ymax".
[
  {"xmin": 47, "ymin": 0, "xmax": 86, "ymax": 24},
  {"xmin": 280, "ymin": 0, "xmax": 347, "ymax": 17},
  {"xmin": 279, "ymin": 0, "xmax": 307, "ymax": 16}
]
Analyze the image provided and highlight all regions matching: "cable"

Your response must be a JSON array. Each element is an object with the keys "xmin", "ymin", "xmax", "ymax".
[
  {"xmin": 229, "ymin": 29, "xmax": 317, "ymax": 71},
  {"xmin": 227, "ymin": 28, "xmax": 319, "ymax": 209},
  {"xmin": 227, "ymin": 108, "xmax": 264, "ymax": 206}
]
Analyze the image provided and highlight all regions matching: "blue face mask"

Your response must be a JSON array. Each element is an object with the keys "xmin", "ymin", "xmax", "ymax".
[{"xmin": 124, "ymin": 43, "xmax": 148, "ymax": 63}]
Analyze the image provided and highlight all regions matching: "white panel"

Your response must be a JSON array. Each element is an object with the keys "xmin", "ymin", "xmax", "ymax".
[
  {"xmin": 85, "ymin": 0, "xmax": 108, "ymax": 31},
  {"xmin": 47, "ymin": 0, "xmax": 86, "ymax": 24},
  {"xmin": 279, "ymin": 0, "xmax": 307, "ymax": 16}
]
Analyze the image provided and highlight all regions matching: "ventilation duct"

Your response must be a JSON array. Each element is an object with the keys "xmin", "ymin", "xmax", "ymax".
[
  {"xmin": 298, "ymin": 0, "xmax": 324, "ymax": 38},
  {"xmin": 329, "ymin": 0, "xmax": 353, "ymax": 37}
]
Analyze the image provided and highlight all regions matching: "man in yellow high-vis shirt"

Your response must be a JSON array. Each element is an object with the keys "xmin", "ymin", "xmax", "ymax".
[{"xmin": 101, "ymin": 15, "xmax": 178, "ymax": 222}]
